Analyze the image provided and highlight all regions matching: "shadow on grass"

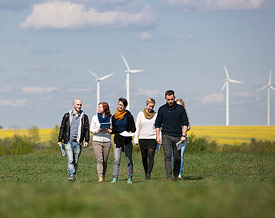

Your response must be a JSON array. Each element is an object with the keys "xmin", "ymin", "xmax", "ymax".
[{"xmin": 182, "ymin": 176, "xmax": 203, "ymax": 180}]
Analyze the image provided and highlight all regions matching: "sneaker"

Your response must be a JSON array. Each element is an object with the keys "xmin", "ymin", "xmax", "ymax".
[
  {"xmin": 111, "ymin": 177, "xmax": 118, "ymax": 183},
  {"xmin": 178, "ymin": 175, "xmax": 182, "ymax": 179},
  {"xmin": 127, "ymin": 177, "xmax": 133, "ymax": 184},
  {"xmin": 98, "ymin": 177, "xmax": 104, "ymax": 183},
  {"xmin": 68, "ymin": 174, "xmax": 75, "ymax": 182}
]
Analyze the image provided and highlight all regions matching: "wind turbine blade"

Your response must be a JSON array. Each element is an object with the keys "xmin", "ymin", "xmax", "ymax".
[
  {"xmin": 256, "ymin": 85, "xmax": 268, "ymax": 92},
  {"xmin": 268, "ymin": 70, "xmax": 272, "ymax": 85},
  {"xmin": 224, "ymin": 65, "xmax": 230, "ymax": 79},
  {"xmin": 229, "ymin": 79, "xmax": 242, "ymax": 84},
  {"xmin": 121, "ymin": 54, "xmax": 130, "ymax": 71},
  {"xmin": 220, "ymin": 82, "xmax": 227, "ymax": 91},
  {"xmin": 99, "ymin": 73, "xmax": 114, "ymax": 81},
  {"xmin": 270, "ymin": 86, "xmax": 275, "ymax": 91},
  {"xmin": 88, "ymin": 69, "xmax": 99, "ymax": 80},
  {"xmin": 130, "ymin": 69, "xmax": 144, "ymax": 73}
]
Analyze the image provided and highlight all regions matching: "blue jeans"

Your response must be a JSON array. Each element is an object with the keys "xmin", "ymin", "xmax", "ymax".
[
  {"xmin": 65, "ymin": 141, "xmax": 82, "ymax": 177},
  {"xmin": 172, "ymin": 139, "xmax": 187, "ymax": 176},
  {"xmin": 113, "ymin": 143, "xmax": 133, "ymax": 178}
]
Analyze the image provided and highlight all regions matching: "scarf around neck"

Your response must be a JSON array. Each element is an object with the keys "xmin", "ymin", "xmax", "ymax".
[
  {"xmin": 114, "ymin": 109, "xmax": 127, "ymax": 121},
  {"xmin": 97, "ymin": 113, "xmax": 111, "ymax": 123},
  {"xmin": 143, "ymin": 108, "xmax": 156, "ymax": 120}
]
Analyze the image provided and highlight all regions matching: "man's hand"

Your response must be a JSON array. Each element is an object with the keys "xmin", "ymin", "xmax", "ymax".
[
  {"xmin": 58, "ymin": 142, "xmax": 62, "ymax": 147},
  {"xmin": 84, "ymin": 142, "xmax": 88, "ymax": 148},
  {"xmin": 180, "ymin": 136, "xmax": 186, "ymax": 144}
]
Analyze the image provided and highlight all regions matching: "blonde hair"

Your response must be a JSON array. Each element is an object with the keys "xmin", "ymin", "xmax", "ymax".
[
  {"xmin": 146, "ymin": 98, "xmax": 155, "ymax": 105},
  {"xmin": 176, "ymin": 98, "xmax": 185, "ymax": 108}
]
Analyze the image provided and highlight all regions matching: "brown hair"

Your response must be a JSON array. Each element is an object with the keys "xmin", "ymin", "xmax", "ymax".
[
  {"xmin": 165, "ymin": 90, "xmax": 174, "ymax": 97},
  {"xmin": 146, "ymin": 98, "xmax": 155, "ymax": 105},
  {"xmin": 118, "ymin": 97, "xmax": 128, "ymax": 107},
  {"xmin": 99, "ymin": 102, "xmax": 111, "ymax": 116}
]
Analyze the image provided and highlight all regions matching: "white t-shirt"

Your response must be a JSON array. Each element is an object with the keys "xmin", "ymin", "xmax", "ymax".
[
  {"xmin": 134, "ymin": 111, "xmax": 157, "ymax": 144},
  {"xmin": 90, "ymin": 114, "xmax": 111, "ymax": 142}
]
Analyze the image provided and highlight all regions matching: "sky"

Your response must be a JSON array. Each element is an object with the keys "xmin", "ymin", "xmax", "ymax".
[{"xmin": 1, "ymin": 0, "xmax": 275, "ymax": 129}]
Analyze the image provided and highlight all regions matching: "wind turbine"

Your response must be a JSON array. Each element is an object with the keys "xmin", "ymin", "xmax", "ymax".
[
  {"xmin": 257, "ymin": 70, "xmax": 275, "ymax": 126},
  {"xmin": 88, "ymin": 69, "xmax": 114, "ymax": 109},
  {"xmin": 220, "ymin": 65, "xmax": 242, "ymax": 126},
  {"xmin": 121, "ymin": 54, "xmax": 144, "ymax": 110}
]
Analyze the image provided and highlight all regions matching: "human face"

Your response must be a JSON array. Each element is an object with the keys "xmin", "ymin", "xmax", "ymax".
[
  {"xmin": 165, "ymin": 94, "xmax": 175, "ymax": 107},
  {"xmin": 146, "ymin": 103, "xmax": 155, "ymax": 113},
  {"xmin": 98, "ymin": 103, "xmax": 104, "ymax": 114},
  {"xmin": 73, "ymin": 99, "xmax": 82, "ymax": 113},
  {"xmin": 117, "ymin": 101, "xmax": 125, "ymax": 112}
]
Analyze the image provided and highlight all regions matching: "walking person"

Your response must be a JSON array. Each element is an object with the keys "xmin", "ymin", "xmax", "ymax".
[
  {"xmin": 175, "ymin": 98, "xmax": 190, "ymax": 179},
  {"xmin": 134, "ymin": 98, "xmax": 157, "ymax": 180},
  {"xmin": 58, "ymin": 98, "xmax": 90, "ymax": 181},
  {"xmin": 155, "ymin": 90, "xmax": 189, "ymax": 181},
  {"xmin": 107, "ymin": 97, "xmax": 136, "ymax": 184},
  {"xmin": 90, "ymin": 102, "xmax": 112, "ymax": 183}
]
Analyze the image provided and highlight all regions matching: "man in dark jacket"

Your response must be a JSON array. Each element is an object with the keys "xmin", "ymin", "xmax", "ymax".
[
  {"xmin": 155, "ymin": 90, "xmax": 189, "ymax": 181},
  {"xmin": 58, "ymin": 98, "xmax": 90, "ymax": 181}
]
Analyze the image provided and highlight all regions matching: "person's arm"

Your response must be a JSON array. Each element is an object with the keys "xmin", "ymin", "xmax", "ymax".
[
  {"xmin": 83, "ymin": 114, "xmax": 90, "ymax": 147},
  {"xmin": 58, "ymin": 114, "xmax": 67, "ymax": 147},
  {"xmin": 90, "ymin": 115, "xmax": 101, "ymax": 134},
  {"xmin": 155, "ymin": 108, "xmax": 163, "ymax": 144},
  {"xmin": 133, "ymin": 112, "xmax": 141, "ymax": 144},
  {"xmin": 180, "ymin": 107, "xmax": 189, "ymax": 143}
]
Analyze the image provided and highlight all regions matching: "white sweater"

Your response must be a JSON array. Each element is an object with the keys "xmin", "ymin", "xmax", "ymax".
[
  {"xmin": 90, "ymin": 114, "xmax": 111, "ymax": 142},
  {"xmin": 134, "ymin": 111, "xmax": 157, "ymax": 144}
]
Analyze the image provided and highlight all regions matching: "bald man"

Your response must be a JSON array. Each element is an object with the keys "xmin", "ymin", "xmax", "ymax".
[{"xmin": 58, "ymin": 98, "xmax": 90, "ymax": 181}]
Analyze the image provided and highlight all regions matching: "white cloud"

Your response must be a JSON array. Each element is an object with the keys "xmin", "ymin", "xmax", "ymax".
[
  {"xmin": 201, "ymin": 93, "xmax": 224, "ymax": 103},
  {"xmin": 0, "ymin": 98, "xmax": 27, "ymax": 107},
  {"xmin": 167, "ymin": 0, "xmax": 265, "ymax": 11},
  {"xmin": 140, "ymin": 32, "xmax": 152, "ymax": 40},
  {"xmin": 135, "ymin": 88, "xmax": 162, "ymax": 97},
  {"xmin": 22, "ymin": 86, "xmax": 58, "ymax": 94},
  {"xmin": 20, "ymin": 1, "xmax": 156, "ymax": 30}
]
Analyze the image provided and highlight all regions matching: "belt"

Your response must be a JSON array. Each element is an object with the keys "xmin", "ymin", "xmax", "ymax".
[{"xmin": 70, "ymin": 139, "xmax": 77, "ymax": 142}]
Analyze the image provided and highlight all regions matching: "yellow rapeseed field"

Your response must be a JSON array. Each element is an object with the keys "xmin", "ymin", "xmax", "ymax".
[{"xmin": 0, "ymin": 126, "xmax": 274, "ymax": 145}]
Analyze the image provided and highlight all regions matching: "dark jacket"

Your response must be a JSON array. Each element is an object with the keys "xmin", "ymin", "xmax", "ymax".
[
  {"xmin": 58, "ymin": 110, "xmax": 90, "ymax": 144},
  {"xmin": 111, "ymin": 110, "xmax": 136, "ymax": 148},
  {"xmin": 155, "ymin": 102, "xmax": 189, "ymax": 137}
]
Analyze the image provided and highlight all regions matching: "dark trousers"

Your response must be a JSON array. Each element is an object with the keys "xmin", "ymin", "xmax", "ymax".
[{"xmin": 162, "ymin": 134, "xmax": 181, "ymax": 179}]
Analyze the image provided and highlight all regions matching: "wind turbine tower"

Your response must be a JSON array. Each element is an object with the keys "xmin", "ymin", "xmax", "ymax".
[
  {"xmin": 257, "ymin": 70, "xmax": 275, "ymax": 126},
  {"xmin": 221, "ymin": 65, "xmax": 242, "ymax": 126},
  {"xmin": 121, "ymin": 55, "xmax": 144, "ymax": 110},
  {"xmin": 88, "ymin": 69, "xmax": 114, "ymax": 110}
]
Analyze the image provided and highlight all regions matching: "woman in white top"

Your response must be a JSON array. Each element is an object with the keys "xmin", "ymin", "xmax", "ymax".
[
  {"xmin": 90, "ymin": 102, "xmax": 112, "ymax": 182},
  {"xmin": 134, "ymin": 98, "xmax": 157, "ymax": 180}
]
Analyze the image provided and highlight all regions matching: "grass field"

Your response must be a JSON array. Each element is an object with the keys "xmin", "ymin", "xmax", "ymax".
[
  {"xmin": 1, "ymin": 149, "xmax": 275, "ymax": 218},
  {"xmin": 1, "ymin": 126, "xmax": 275, "ymax": 145}
]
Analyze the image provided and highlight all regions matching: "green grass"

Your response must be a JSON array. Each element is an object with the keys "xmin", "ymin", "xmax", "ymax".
[{"xmin": 1, "ymin": 150, "xmax": 275, "ymax": 218}]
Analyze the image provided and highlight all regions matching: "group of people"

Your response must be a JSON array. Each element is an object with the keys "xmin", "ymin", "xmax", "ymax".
[{"xmin": 58, "ymin": 90, "xmax": 189, "ymax": 183}]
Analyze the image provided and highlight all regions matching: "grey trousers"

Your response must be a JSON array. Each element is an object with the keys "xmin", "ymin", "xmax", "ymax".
[
  {"xmin": 113, "ymin": 142, "xmax": 133, "ymax": 179},
  {"xmin": 162, "ymin": 134, "xmax": 181, "ymax": 179},
  {"xmin": 93, "ymin": 141, "xmax": 111, "ymax": 178}
]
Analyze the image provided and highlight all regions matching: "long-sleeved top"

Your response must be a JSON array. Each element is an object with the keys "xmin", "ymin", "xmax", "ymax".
[
  {"xmin": 134, "ymin": 111, "xmax": 157, "ymax": 144},
  {"xmin": 90, "ymin": 114, "xmax": 111, "ymax": 143},
  {"xmin": 155, "ymin": 102, "xmax": 189, "ymax": 137},
  {"xmin": 111, "ymin": 110, "xmax": 136, "ymax": 148},
  {"xmin": 58, "ymin": 109, "xmax": 90, "ymax": 144}
]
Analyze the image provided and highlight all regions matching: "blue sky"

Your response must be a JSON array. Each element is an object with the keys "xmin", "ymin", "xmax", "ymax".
[{"xmin": 1, "ymin": 0, "xmax": 275, "ymax": 128}]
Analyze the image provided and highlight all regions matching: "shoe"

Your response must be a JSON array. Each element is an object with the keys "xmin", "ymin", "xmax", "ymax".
[
  {"xmin": 68, "ymin": 174, "xmax": 75, "ymax": 182},
  {"xmin": 98, "ymin": 177, "xmax": 104, "ymax": 183},
  {"xmin": 145, "ymin": 174, "xmax": 150, "ymax": 180},
  {"xmin": 178, "ymin": 175, "xmax": 182, "ymax": 179},
  {"xmin": 111, "ymin": 177, "xmax": 118, "ymax": 183},
  {"xmin": 127, "ymin": 177, "xmax": 133, "ymax": 184}
]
